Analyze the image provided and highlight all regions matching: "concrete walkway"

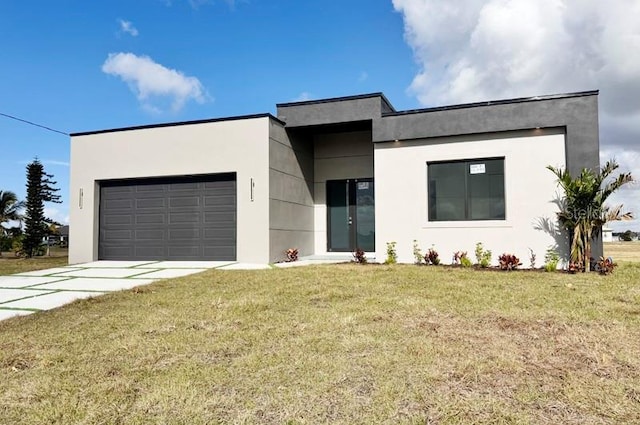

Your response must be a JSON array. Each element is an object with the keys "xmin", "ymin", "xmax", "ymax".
[{"xmin": 0, "ymin": 257, "xmax": 354, "ymax": 322}]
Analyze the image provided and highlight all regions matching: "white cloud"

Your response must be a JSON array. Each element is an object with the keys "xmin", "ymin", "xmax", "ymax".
[
  {"xmin": 44, "ymin": 207, "xmax": 69, "ymax": 225},
  {"xmin": 118, "ymin": 19, "xmax": 139, "ymax": 37},
  {"xmin": 43, "ymin": 159, "xmax": 70, "ymax": 167},
  {"xmin": 358, "ymin": 71, "xmax": 369, "ymax": 83},
  {"xmin": 393, "ymin": 0, "xmax": 640, "ymax": 228},
  {"xmin": 163, "ymin": 0, "xmax": 238, "ymax": 9},
  {"xmin": 102, "ymin": 52, "xmax": 208, "ymax": 112},
  {"xmin": 599, "ymin": 149, "xmax": 640, "ymax": 232},
  {"xmin": 292, "ymin": 92, "xmax": 312, "ymax": 102}
]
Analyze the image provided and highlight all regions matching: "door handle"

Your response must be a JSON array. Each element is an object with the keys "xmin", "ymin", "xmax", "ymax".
[{"xmin": 348, "ymin": 216, "xmax": 353, "ymax": 225}]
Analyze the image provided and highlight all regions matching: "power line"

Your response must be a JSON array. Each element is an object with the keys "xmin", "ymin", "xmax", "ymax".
[{"xmin": 0, "ymin": 112, "xmax": 69, "ymax": 136}]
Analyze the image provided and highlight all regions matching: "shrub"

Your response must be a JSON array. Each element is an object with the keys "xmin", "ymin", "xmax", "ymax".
[
  {"xmin": 475, "ymin": 242, "xmax": 492, "ymax": 268},
  {"xmin": 352, "ymin": 248, "xmax": 367, "ymax": 264},
  {"xmin": 567, "ymin": 260, "xmax": 583, "ymax": 273},
  {"xmin": 385, "ymin": 242, "xmax": 397, "ymax": 264},
  {"xmin": 543, "ymin": 248, "xmax": 559, "ymax": 272},
  {"xmin": 412, "ymin": 240, "xmax": 423, "ymax": 265},
  {"xmin": 424, "ymin": 247, "xmax": 440, "ymax": 265},
  {"xmin": 0, "ymin": 235, "xmax": 12, "ymax": 252},
  {"xmin": 498, "ymin": 253, "xmax": 522, "ymax": 271},
  {"xmin": 452, "ymin": 251, "xmax": 467, "ymax": 265},
  {"xmin": 528, "ymin": 248, "xmax": 536, "ymax": 269},
  {"xmin": 596, "ymin": 256, "xmax": 616, "ymax": 275},
  {"xmin": 285, "ymin": 248, "xmax": 298, "ymax": 262},
  {"xmin": 460, "ymin": 255, "xmax": 473, "ymax": 268}
]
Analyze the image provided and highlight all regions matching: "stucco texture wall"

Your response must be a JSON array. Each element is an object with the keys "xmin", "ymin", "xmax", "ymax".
[
  {"xmin": 374, "ymin": 129, "xmax": 567, "ymax": 266},
  {"xmin": 69, "ymin": 117, "xmax": 271, "ymax": 264}
]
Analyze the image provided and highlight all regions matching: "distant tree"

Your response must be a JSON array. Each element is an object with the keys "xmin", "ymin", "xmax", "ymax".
[
  {"xmin": 22, "ymin": 159, "xmax": 61, "ymax": 257},
  {"xmin": 620, "ymin": 230, "xmax": 634, "ymax": 242},
  {"xmin": 0, "ymin": 191, "xmax": 24, "ymax": 256}
]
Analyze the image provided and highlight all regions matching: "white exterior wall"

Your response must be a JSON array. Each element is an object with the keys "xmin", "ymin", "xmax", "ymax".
[
  {"xmin": 313, "ymin": 131, "xmax": 374, "ymax": 254},
  {"xmin": 69, "ymin": 117, "xmax": 270, "ymax": 264},
  {"xmin": 374, "ymin": 129, "xmax": 567, "ymax": 265}
]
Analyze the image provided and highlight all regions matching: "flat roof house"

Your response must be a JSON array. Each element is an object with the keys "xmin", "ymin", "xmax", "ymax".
[{"xmin": 69, "ymin": 90, "xmax": 600, "ymax": 265}]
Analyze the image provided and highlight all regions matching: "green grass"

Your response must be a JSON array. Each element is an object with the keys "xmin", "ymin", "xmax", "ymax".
[{"xmin": 1, "ymin": 264, "xmax": 640, "ymax": 424}]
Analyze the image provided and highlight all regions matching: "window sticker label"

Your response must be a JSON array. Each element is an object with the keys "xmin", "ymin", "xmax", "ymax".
[
  {"xmin": 357, "ymin": 182, "xmax": 370, "ymax": 190},
  {"xmin": 469, "ymin": 164, "xmax": 486, "ymax": 174}
]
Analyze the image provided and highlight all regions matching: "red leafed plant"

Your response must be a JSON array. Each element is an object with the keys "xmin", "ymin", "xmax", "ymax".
[
  {"xmin": 352, "ymin": 248, "xmax": 367, "ymax": 264},
  {"xmin": 424, "ymin": 248, "xmax": 441, "ymax": 265},
  {"xmin": 498, "ymin": 253, "xmax": 522, "ymax": 271},
  {"xmin": 285, "ymin": 248, "xmax": 299, "ymax": 262},
  {"xmin": 596, "ymin": 256, "xmax": 616, "ymax": 275}
]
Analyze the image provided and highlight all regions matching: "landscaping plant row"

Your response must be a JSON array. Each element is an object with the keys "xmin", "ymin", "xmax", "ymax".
[{"xmin": 353, "ymin": 241, "xmax": 616, "ymax": 275}]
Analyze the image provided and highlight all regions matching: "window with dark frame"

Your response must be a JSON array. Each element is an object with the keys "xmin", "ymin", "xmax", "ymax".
[{"xmin": 428, "ymin": 157, "xmax": 505, "ymax": 221}]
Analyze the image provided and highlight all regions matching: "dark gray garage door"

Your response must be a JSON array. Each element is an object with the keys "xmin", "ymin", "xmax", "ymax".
[{"xmin": 99, "ymin": 173, "xmax": 236, "ymax": 261}]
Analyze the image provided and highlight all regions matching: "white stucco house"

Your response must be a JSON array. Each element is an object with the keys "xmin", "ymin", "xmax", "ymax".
[
  {"xmin": 602, "ymin": 227, "xmax": 613, "ymax": 243},
  {"xmin": 69, "ymin": 91, "xmax": 601, "ymax": 265}
]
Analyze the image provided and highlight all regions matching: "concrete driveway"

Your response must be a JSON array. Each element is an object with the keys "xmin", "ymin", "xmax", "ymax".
[
  {"xmin": 0, "ymin": 260, "xmax": 269, "ymax": 322},
  {"xmin": 0, "ymin": 256, "xmax": 355, "ymax": 322}
]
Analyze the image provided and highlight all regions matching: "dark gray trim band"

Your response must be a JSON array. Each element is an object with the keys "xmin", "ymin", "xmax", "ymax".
[{"xmin": 71, "ymin": 113, "xmax": 284, "ymax": 137}]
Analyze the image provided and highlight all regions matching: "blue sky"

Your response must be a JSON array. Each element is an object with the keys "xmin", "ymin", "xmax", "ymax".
[
  {"xmin": 1, "ymin": 0, "xmax": 418, "ymax": 224},
  {"xmin": 2, "ymin": 0, "xmax": 639, "ymax": 230}
]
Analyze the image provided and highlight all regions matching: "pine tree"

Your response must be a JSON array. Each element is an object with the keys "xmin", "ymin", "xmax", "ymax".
[{"xmin": 22, "ymin": 159, "xmax": 61, "ymax": 257}]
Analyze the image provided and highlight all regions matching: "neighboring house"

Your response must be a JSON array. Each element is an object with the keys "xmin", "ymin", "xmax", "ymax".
[
  {"xmin": 58, "ymin": 225, "xmax": 69, "ymax": 246},
  {"xmin": 69, "ymin": 91, "xmax": 600, "ymax": 264},
  {"xmin": 602, "ymin": 227, "xmax": 613, "ymax": 243}
]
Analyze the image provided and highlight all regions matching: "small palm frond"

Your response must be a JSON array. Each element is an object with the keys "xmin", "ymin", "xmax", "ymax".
[{"xmin": 603, "ymin": 204, "xmax": 634, "ymax": 222}]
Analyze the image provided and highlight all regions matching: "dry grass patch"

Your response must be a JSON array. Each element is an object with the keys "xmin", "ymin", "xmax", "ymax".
[
  {"xmin": 1, "ymin": 264, "xmax": 639, "ymax": 424},
  {"xmin": 604, "ymin": 241, "xmax": 640, "ymax": 263},
  {"xmin": 0, "ymin": 255, "xmax": 68, "ymax": 276}
]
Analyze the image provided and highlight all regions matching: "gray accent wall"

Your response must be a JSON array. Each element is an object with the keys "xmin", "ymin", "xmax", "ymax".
[
  {"xmin": 277, "ymin": 94, "xmax": 389, "ymax": 128},
  {"xmin": 313, "ymin": 130, "xmax": 375, "ymax": 254},
  {"xmin": 373, "ymin": 93, "xmax": 599, "ymax": 177},
  {"xmin": 268, "ymin": 119, "xmax": 315, "ymax": 262}
]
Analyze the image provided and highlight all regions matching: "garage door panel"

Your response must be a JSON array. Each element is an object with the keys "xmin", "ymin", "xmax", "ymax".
[
  {"xmin": 204, "ymin": 246, "xmax": 235, "ymax": 260},
  {"xmin": 204, "ymin": 180, "xmax": 235, "ymax": 189},
  {"xmin": 135, "ymin": 229, "xmax": 166, "ymax": 241},
  {"xmin": 100, "ymin": 173, "xmax": 236, "ymax": 261},
  {"xmin": 101, "ymin": 246, "xmax": 134, "ymax": 258},
  {"xmin": 136, "ymin": 198, "xmax": 166, "ymax": 208},
  {"xmin": 103, "ymin": 214, "xmax": 133, "ymax": 225},
  {"xmin": 103, "ymin": 199, "xmax": 134, "ymax": 209},
  {"xmin": 169, "ymin": 212, "xmax": 200, "ymax": 224},
  {"xmin": 169, "ymin": 196, "xmax": 200, "ymax": 207},
  {"xmin": 103, "ymin": 186, "xmax": 134, "ymax": 196},
  {"xmin": 204, "ymin": 211, "xmax": 236, "ymax": 222},
  {"xmin": 204, "ymin": 228, "xmax": 235, "ymax": 239},
  {"xmin": 168, "ymin": 228, "xmax": 200, "ymax": 240},
  {"xmin": 169, "ymin": 181, "xmax": 201, "ymax": 190},
  {"xmin": 136, "ymin": 185, "xmax": 167, "ymax": 193},
  {"xmin": 103, "ymin": 230, "xmax": 133, "ymax": 241},
  {"xmin": 136, "ymin": 214, "xmax": 165, "ymax": 225},
  {"xmin": 204, "ymin": 195, "xmax": 236, "ymax": 206},
  {"xmin": 167, "ymin": 246, "xmax": 202, "ymax": 258},
  {"xmin": 135, "ymin": 246, "xmax": 166, "ymax": 258}
]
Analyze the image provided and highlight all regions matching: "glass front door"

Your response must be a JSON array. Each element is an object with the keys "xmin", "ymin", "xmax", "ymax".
[{"xmin": 327, "ymin": 178, "xmax": 375, "ymax": 252}]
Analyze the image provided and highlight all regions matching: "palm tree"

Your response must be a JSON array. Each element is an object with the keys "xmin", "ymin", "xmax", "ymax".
[
  {"xmin": 0, "ymin": 191, "xmax": 25, "ymax": 256},
  {"xmin": 0, "ymin": 190, "xmax": 24, "ymax": 234},
  {"xmin": 547, "ymin": 160, "xmax": 634, "ymax": 272}
]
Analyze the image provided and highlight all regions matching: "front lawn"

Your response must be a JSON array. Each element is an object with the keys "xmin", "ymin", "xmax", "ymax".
[
  {"xmin": 1, "ymin": 264, "xmax": 639, "ymax": 424},
  {"xmin": 0, "ymin": 255, "xmax": 68, "ymax": 276}
]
